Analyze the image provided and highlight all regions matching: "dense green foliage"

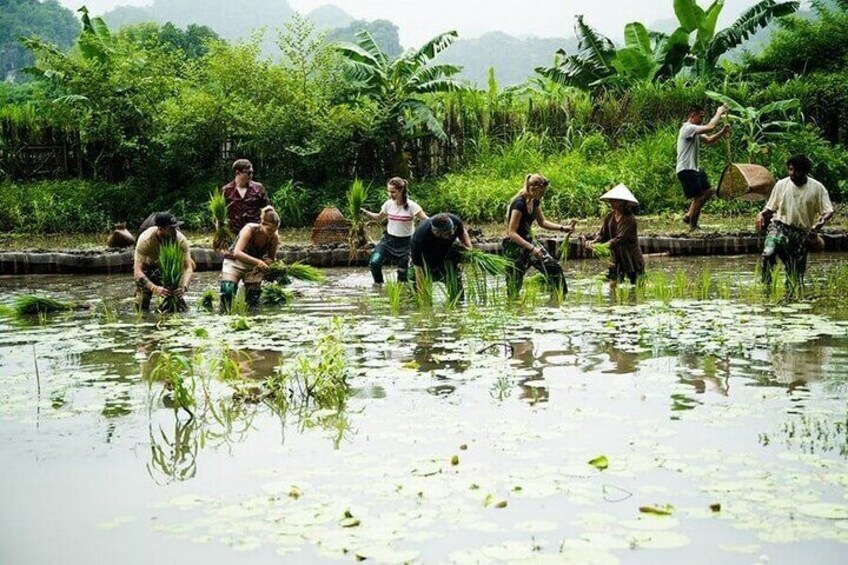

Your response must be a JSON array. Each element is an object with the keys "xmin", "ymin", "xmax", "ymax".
[
  {"xmin": 0, "ymin": 3, "xmax": 846, "ymax": 234},
  {"xmin": 0, "ymin": 0, "xmax": 80, "ymax": 82}
]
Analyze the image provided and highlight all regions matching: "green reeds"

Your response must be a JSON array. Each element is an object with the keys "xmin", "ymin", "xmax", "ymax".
[
  {"xmin": 261, "ymin": 283, "xmax": 294, "ymax": 306},
  {"xmin": 384, "ymin": 280, "xmax": 404, "ymax": 315},
  {"xmin": 13, "ymin": 295, "xmax": 74, "ymax": 317},
  {"xmin": 460, "ymin": 248, "xmax": 513, "ymax": 276},
  {"xmin": 200, "ymin": 288, "xmax": 217, "ymax": 312},
  {"xmin": 209, "ymin": 191, "xmax": 233, "ymax": 251},
  {"xmin": 158, "ymin": 241, "xmax": 186, "ymax": 313},
  {"xmin": 260, "ymin": 261, "xmax": 325, "ymax": 284},
  {"xmin": 347, "ymin": 179, "xmax": 369, "ymax": 256},
  {"xmin": 149, "ymin": 349, "xmax": 196, "ymax": 417},
  {"xmin": 591, "ymin": 242, "xmax": 612, "ymax": 259}
]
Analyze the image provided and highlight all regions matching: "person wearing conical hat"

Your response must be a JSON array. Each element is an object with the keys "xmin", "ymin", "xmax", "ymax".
[
  {"xmin": 585, "ymin": 184, "xmax": 644, "ymax": 286},
  {"xmin": 504, "ymin": 173, "xmax": 576, "ymax": 298}
]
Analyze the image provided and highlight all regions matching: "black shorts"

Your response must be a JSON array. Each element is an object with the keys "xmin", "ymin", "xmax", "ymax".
[{"xmin": 677, "ymin": 170, "xmax": 710, "ymax": 199}]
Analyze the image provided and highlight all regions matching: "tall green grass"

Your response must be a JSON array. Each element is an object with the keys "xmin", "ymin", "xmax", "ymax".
[{"xmin": 158, "ymin": 241, "xmax": 186, "ymax": 313}]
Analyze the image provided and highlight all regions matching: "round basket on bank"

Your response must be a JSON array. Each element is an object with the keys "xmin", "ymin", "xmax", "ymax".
[{"xmin": 311, "ymin": 207, "xmax": 350, "ymax": 246}]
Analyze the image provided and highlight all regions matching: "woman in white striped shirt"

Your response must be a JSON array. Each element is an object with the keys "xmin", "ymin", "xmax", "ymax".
[{"xmin": 360, "ymin": 177, "xmax": 429, "ymax": 284}]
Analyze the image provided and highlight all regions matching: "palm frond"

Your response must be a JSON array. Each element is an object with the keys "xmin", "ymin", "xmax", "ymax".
[
  {"xmin": 408, "ymin": 64, "xmax": 463, "ymax": 89},
  {"xmin": 705, "ymin": 0, "xmax": 799, "ymax": 66},
  {"xmin": 413, "ymin": 31, "xmax": 459, "ymax": 63},
  {"xmin": 354, "ymin": 30, "xmax": 389, "ymax": 66},
  {"xmin": 574, "ymin": 15, "xmax": 616, "ymax": 71},
  {"xmin": 403, "ymin": 99, "xmax": 446, "ymax": 139}
]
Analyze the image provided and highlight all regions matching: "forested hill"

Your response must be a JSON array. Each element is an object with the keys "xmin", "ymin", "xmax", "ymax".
[
  {"xmin": 0, "ymin": 0, "xmax": 80, "ymax": 82},
  {"xmin": 101, "ymin": 0, "xmax": 295, "ymax": 42}
]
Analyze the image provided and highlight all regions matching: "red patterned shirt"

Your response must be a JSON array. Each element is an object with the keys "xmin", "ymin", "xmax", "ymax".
[{"xmin": 221, "ymin": 180, "xmax": 270, "ymax": 233}]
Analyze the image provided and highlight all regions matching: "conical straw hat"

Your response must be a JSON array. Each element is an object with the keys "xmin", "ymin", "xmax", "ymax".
[{"xmin": 600, "ymin": 183, "xmax": 638, "ymax": 204}]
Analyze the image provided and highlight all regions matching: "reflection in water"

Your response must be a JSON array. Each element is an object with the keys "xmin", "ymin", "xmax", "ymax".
[
  {"xmin": 147, "ymin": 415, "xmax": 198, "ymax": 485},
  {"xmin": 510, "ymin": 340, "xmax": 549, "ymax": 405}
]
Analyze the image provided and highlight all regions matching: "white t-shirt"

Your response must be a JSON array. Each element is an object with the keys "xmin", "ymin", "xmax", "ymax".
[
  {"xmin": 381, "ymin": 198, "xmax": 423, "ymax": 237},
  {"xmin": 765, "ymin": 177, "xmax": 833, "ymax": 229},
  {"xmin": 676, "ymin": 122, "xmax": 701, "ymax": 173}
]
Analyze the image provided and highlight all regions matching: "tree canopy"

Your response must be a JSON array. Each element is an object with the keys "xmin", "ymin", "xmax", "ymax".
[{"xmin": 0, "ymin": 0, "xmax": 80, "ymax": 82}]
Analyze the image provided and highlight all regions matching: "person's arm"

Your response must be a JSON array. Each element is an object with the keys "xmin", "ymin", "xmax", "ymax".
[
  {"xmin": 588, "ymin": 216, "xmax": 611, "ymax": 247},
  {"xmin": 536, "ymin": 206, "xmax": 576, "ymax": 234},
  {"xmin": 179, "ymin": 250, "xmax": 194, "ymax": 293},
  {"xmin": 232, "ymin": 226, "xmax": 268, "ymax": 269},
  {"xmin": 415, "ymin": 209, "xmax": 428, "ymax": 220},
  {"xmin": 360, "ymin": 208, "xmax": 387, "ymax": 221},
  {"xmin": 756, "ymin": 182, "xmax": 781, "ymax": 230},
  {"xmin": 458, "ymin": 227, "xmax": 473, "ymax": 249},
  {"xmin": 812, "ymin": 188, "xmax": 835, "ymax": 231},
  {"xmin": 691, "ymin": 104, "xmax": 728, "ymax": 135},
  {"xmin": 701, "ymin": 124, "xmax": 730, "ymax": 145},
  {"xmin": 134, "ymin": 255, "xmax": 169, "ymax": 297}
]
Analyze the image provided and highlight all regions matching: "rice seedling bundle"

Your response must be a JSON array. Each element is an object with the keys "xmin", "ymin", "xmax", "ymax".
[
  {"xmin": 209, "ymin": 191, "xmax": 233, "ymax": 251},
  {"xmin": 13, "ymin": 295, "xmax": 74, "ymax": 317},
  {"xmin": 200, "ymin": 288, "xmax": 217, "ymax": 312},
  {"xmin": 460, "ymin": 248, "xmax": 513, "ymax": 276},
  {"xmin": 592, "ymin": 242, "xmax": 612, "ymax": 259},
  {"xmin": 158, "ymin": 241, "xmax": 187, "ymax": 312},
  {"xmin": 259, "ymin": 261, "xmax": 325, "ymax": 284},
  {"xmin": 262, "ymin": 283, "xmax": 294, "ymax": 306},
  {"xmin": 346, "ymin": 179, "xmax": 370, "ymax": 258}
]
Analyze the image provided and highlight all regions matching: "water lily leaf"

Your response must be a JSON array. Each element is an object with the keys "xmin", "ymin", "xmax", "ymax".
[
  {"xmin": 589, "ymin": 455, "xmax": 609, "ymax": 470},
  {"xmin": 798, "ymin": 502, "xmax": 848, "ymax": 520}
]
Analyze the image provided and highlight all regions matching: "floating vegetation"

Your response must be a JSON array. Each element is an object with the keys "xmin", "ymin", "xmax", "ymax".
[
  {"xmin": 260, "ymin": 261, "xmax": 325, "ymax": 284},
  {"xmin": 148, "ymin": 349, "xmax": 196, "ymax": 418},
  {"xmin": 266, "ymin": 318, "xmax": 351, "ymax": 410},
  {"xmin": 209, "ymin": 191, "xmax": 233, "ymax": 251},
  {"xmin": 261, "ymin": 283, "xmax": 294, "ymax": 306},
  {"xmin": 13, "ymin": 294, "xmax": 75, "ymax": 317},
  {"xmin": 158, "ymin": 242, "xmax": 186, "ymax": 313}
]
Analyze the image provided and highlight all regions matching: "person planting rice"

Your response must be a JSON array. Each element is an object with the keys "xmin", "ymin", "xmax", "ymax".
[
  {"xmin": 503, "ymin": 173, "xmax": 575, "ymax": 298},
  {"xmin": 756, "ymin": 154, "xmax": 834, "ymax": 294},
  {"xmin": 133, "ymin": 212, "xmax": 194, "ymax": 312},
  {"xmin": 410, "ymin": 212, "xmax": 473, "ymax": 297},
  {"xmin": 360, "ymin": 177, "xmax": 428, "ymax": 284},
  {"xmin": 221, "ymin": 159, "xmax": 270, "ymax": 234},
  {"xmin": 676, "ymin": 104, "xmax": 730, "ymax": 231},
  {"xmin": 584, "ymin": 184, "xmax": 644, "ymax": 288},
  {"xmin": 220, "ymin": 205, "xmax": 281, "ymax": 309}
]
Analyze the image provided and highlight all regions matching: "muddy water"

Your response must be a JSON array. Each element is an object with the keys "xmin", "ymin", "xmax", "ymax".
[{"xmin": 1, "ymin": 256, "xmax": 848, "ymax": 564}]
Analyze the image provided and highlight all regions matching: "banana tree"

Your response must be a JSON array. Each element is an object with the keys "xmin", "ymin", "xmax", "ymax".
[
  {"xmin": 706, "ymin": 90, "xmax": 802, "ymax": 162},
  {"xmin": 673, "ymin": 0, "xmax": 799, "ymax": 76},
  {"xmin": 336, "ymin": 30, "xmax": 466, "ymax": 176},
  {"xmin": 535, "ymin": 16, "xmax": 690, "ymax": 91}
]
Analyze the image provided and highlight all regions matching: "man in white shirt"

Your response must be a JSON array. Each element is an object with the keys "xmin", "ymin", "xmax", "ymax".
[
  {"xmin": 676, "ymin": 104, "xmax": 730, "ymax": 230},
  {"xmin": 756, "ymin": 154, "xmax": 834, "ymax": 292}
]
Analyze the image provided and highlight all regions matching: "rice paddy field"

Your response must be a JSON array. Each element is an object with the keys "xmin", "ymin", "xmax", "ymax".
[{"xmin": 2, "ymin": 255, "xmax": 848, "ymax": 564}]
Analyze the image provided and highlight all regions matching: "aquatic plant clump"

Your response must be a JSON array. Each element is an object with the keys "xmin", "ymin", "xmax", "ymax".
[
  {"xmin": 347, "ymin": 179, "xmax": 369, "ymax": 255},
  {"xmin": 209, "ymin": 191, "xmax": 233, "ymax": 251},
  {"xmin": 13, "ymin": 295, "xmax": 75, "ymax": 316},
  {"xmin": 261, "ymin": 283, "xmax": 294, "ymax": 306}
]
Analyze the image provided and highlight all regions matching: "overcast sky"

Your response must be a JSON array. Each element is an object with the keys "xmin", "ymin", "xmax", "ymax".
[{"xmin": 59, "ymin": 0, "xmax": 803, "ymax": 46}]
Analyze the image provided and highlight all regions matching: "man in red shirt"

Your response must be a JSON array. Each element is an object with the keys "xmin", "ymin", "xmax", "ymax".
[{"xmin": 221, "ymin": 159, "xmax": 270, "ymax": 234}]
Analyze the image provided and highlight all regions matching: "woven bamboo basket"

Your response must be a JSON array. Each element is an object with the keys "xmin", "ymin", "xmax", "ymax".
[
  {"xmin": 311, "ymin": 207, "xmax": 350, "ymax": 246},
  {"xmin": 718, "ymin": 163, "xmax": 776, "ymax": 201}
]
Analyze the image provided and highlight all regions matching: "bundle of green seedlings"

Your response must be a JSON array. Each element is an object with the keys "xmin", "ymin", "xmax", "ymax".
[
  {"xmin": 258, "ymin": 261, "xmax": 326, "ymax": 284},
  {"xmin": 261, "ymin": 283, "xmax": 295, "ymax": 306},
  {"xmin": 460, "ymin": 248, "xmax": 513, "ymax": 276},
  {"xmin": 209, "ymin": 192, "xmax": 233, "ymax": 251},
  {"xmin": 347, "ymin": 179, "xmax": 369, "ymax": 257},
  {"xmin": 200, "ymin": 288, "xmax": 217, "ymax": 312},
  {"xmin": 158, "ymin": 241, "xmax": 187, "ymax": 313},
  {"xmin": 13, "ymin": 295, "xmax": 77, "ymax": 317},
  {"xmin": 591, "ymin": 242, "xmax": 612, "ymax": 259}
]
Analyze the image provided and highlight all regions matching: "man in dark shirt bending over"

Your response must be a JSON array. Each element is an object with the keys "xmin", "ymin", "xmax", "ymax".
[{"xmin": 410, "ymin": 212, "xmax": 473, "ymax": 299}]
